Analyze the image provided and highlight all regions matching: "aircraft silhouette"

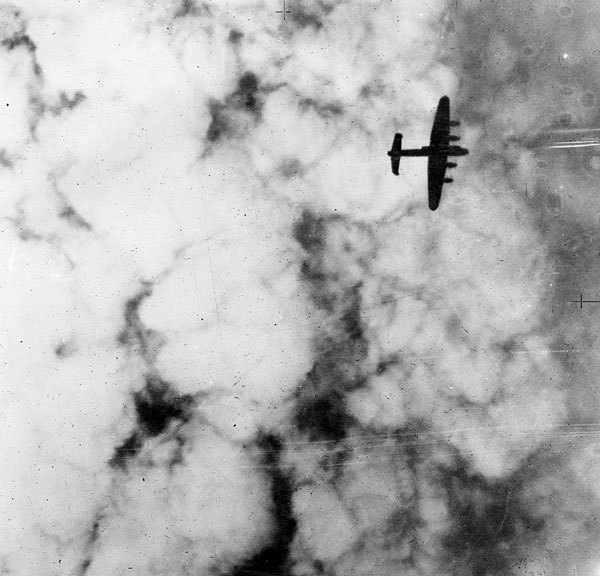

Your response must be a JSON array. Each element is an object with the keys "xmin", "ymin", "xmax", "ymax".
[{"xmin": 387, "ymin": 96, "xmax": 469, "ymax": 211}]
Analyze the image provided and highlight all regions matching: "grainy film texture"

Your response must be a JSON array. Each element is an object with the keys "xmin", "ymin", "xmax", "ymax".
[{"xmin": 1, "ymin": 1, "xmax": 599, "ymax": 576}]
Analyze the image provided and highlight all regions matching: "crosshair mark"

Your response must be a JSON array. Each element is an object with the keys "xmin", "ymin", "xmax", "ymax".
[
  {"xmin": 572, "ymin": 293, "xmax": 600, "ymax": 309},
  {"xmin": 275, "ymin": 0, "xmax": 291, "ymax": 20}
]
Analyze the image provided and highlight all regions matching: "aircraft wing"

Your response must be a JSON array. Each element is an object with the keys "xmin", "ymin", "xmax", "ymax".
[
  {"xmin": 427, "ymin": 154, "xmax": 448, "ymax": 211},
  {"xmin": 429, "ymin": 96, "xmax": 450, "ymax": 148}
]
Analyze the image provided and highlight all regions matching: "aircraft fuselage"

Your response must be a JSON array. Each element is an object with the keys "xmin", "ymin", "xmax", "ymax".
[{"xmin": 399, "ymin": 146, "xmax": 469, "ymax": 157}]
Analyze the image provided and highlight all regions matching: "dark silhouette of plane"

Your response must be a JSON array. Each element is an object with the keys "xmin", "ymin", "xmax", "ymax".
[{"xmin": 387, "ymin": 95, "xmax": 469, "ymax": 210}]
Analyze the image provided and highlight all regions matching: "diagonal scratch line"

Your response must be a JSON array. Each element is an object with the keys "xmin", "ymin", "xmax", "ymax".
[
  {"xmin": 495, "ymin": 489, "xmax": 511, "ymax": 535},
  {"xmin": 206, "ymin": 239, "xmax": 223, "ymax": 340}
]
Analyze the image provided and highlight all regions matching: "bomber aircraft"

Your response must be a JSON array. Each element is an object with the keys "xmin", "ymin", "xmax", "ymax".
[{"xmin": 387, "ymin": 96, "xmax": 468, "ymax": 210}]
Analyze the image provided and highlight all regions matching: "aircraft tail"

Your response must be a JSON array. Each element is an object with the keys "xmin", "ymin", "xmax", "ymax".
[
  {"xmin": 392, "ymin": 133, "xmax": 402, "ymax": 154},
  {"xmin": 388, "ymin": 133, "xmax": 402, "ymax": 175}
]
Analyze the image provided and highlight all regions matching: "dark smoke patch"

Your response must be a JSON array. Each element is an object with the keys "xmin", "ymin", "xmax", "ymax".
[
  {"xmin": 340, "ymin": 288, "xmax": 364, "ymax": 342},
  {"xmin": 291, "ymin": 9, "xmax": 324, "ymax": 30},
  {"xmin": 2, "ymin": 32, "xmax": 35, "ymax": 51},
  {"xmin": 172, "ymin": 0, "xmax": 198, "ymax": 19},
  {"xmin": 294, "ymin": 211, "xmax": 327, "ymax": 254},
  {"xmin": 294, "ymin": 212, "xmax": 333, "ymax": 309},
  {"xmin": 109, "ymin": 432, "xmax": 142, "ymax": 470},
  {"xmin": 205, "ymin": 72, "xmax": 263, "ymax": 143},
  {"xmin": 299, "ymin": 260, "xmax": 332, "ymax": 310},
  {"xmin": 438, "ymin": 461, "xmax": 545, "ymax": 576},
  {"xmin": 292, "ymin": 213, "xmax": 370, "ymax": 443},
  {"xmin": 57, "ymin": 90, "xmax": 86, "ymax": 112},
  {"xmin": 232, "ymin": 72, "xmax": 260, "ymax": 115},
  {"xmin": 80, "ymin": 514, "xmax": 103, "ymax": 574},
  {"xmin": 278, "ymin": 157, "xmax": 303, "ymax": 178},
  {"xmin": 230, "ymin": 433, "xmax": 296, "ymax": 576},
  {"xmin": 294, "ymin": 387, "xmax": 350, "ymax": 442},
  {"xmin": 292, "ymin": 331, "xmax": 366, "ymax": 442},
  {"xmin": 298, "ymin": 98, "xmax": 344, "ymax": 118},
  {"xmin": 59, "ymin": 204, "xmax": 91, "ymax": 229},
  {"xmin": 117, "ymin": 284, "xmax": 160, "ymax": 360},
  {"xmin": 134, "ymin": 375, "xmax": 194, "ymax": 436},
  {"xmin": 206, "ymin": 100, "xmax": 229, "ymax": 143},
  {"xmin": 54, "ymin": 338, "xmax": 76, "ymax": 358},
  {"xmin": 228, "ymin": 29, "xmax": 243, "ymax": 44},
  {"xmin": 291, "ymin": 320, "xmax": 361, "ymax": 440},
  {"xmin": 287, "ymin": 0, "xmax": 335, "ymax": 30}
]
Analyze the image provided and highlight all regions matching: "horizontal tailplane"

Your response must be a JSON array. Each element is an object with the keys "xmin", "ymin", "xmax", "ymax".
[
  {"xmin": 388, "ymin": 133, "xmax": 402, "ymax": 175},
  {"xmin": 443, "ymin": 177, "xmax": 453, "ymax": 183},
  {"xmin": 446, "ymin": 162, "xmax": 457, "ymax": 168},
  {"xmin": 450, "ymin": 120, "xmax": 460, "ymax": 127},
  {"xmin": 448, "ymin": 135, "xmax": 460, "ymax": 141}
]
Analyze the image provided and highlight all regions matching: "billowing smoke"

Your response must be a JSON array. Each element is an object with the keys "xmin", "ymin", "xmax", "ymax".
[{"xmin": 1, "ymin": 1, "xmax": 599, "ymax": 576}]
